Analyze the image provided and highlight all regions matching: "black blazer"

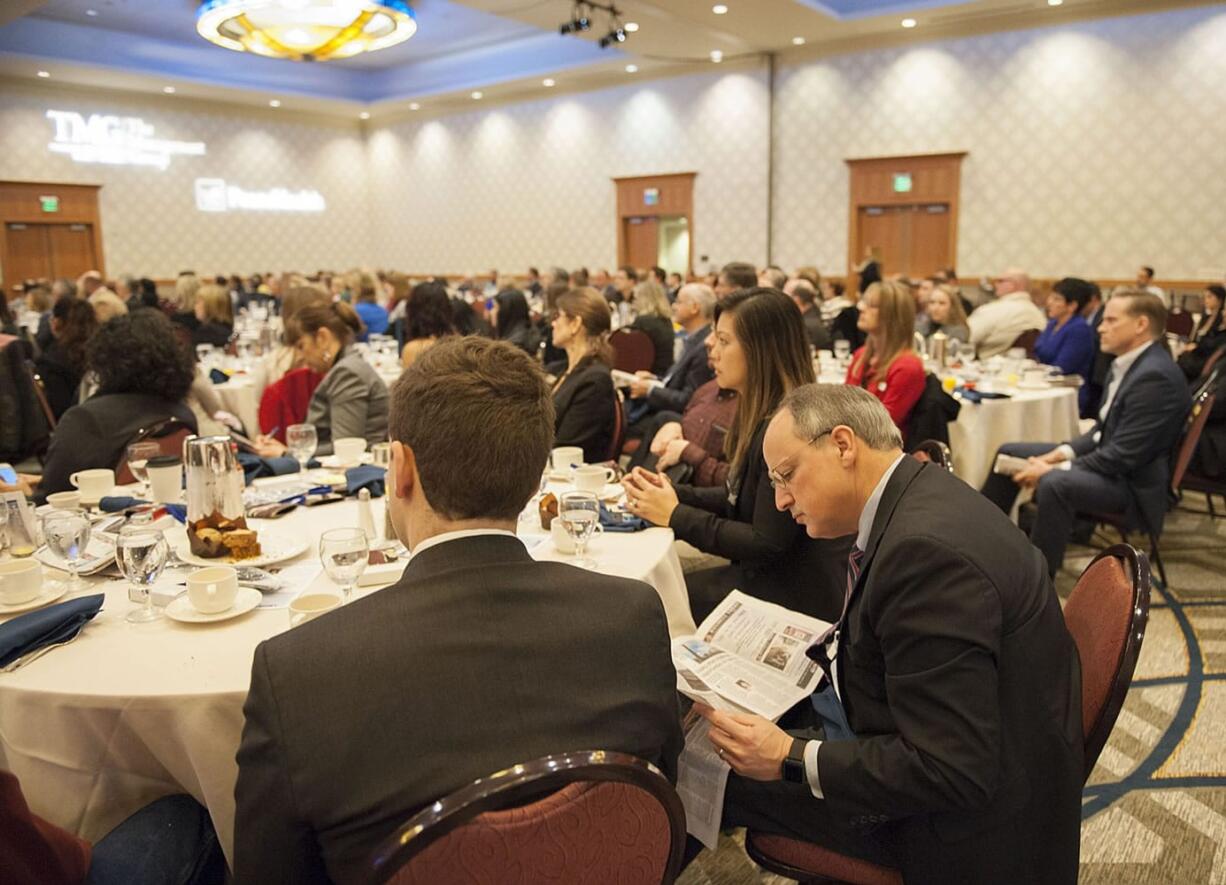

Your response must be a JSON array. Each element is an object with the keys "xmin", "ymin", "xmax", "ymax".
[
  {"xmin": 631, "ymin": 314, "xmax": 676, "ymax": 377},
  {"xmin": 802, "ymin": 308, "xmax": 832, "ymax": 352},
  {"xmin": 819, "ymin": 457, "xmax": 1083, "ymax": 883},
  {"xmin": 669, "ymin": 421, "xmax": 847, "ymax": 620},
  {"xmin": 192, "ymin": 321, "xmax": 233, "ymax": 349},
  {"xmin": 646, "ymin": 325, "xmax": 714, "ymax": 415},
  {"xmin": 234, "ymin": 534, "xmax": 682, "ymax": 885},
  {"xmin": 552, "ymin": 358, "xmax": 616, "ymax": 463},
  {"xmin": 33, "ymin": 341, "xmax": 83, "ymax": 419},
  {"xmin": 1068, "ymin": 342, "xmax": 1190, "ymax": 535}
]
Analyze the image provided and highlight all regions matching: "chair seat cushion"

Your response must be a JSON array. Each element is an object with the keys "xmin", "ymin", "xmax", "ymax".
[{"xmin": 746, "ymin": 831, "xmax": 902, "ymax": 885}]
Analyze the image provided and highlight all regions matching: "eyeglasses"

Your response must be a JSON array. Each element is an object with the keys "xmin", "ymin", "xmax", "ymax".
[{"xmin": 767, "ymin": 429, "xmax": 835, "ymax": 492}]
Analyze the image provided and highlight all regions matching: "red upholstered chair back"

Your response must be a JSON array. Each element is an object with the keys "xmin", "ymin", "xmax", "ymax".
[
  {"xmin": 258, "ymin": 367, "xmax": 323, "ymax": 443},
  {"xmin": 1063, "ymin": 544, "xmax": 1150, "ymax": 782},
  {"xmin": 1200, "ymin": 344, "xmax": 1226, "ymax": 380},
  {"xmin": 114, "ymin": 419, "xmax": 195, "ymax": 485},
  {"xmin": 608, "ymin": 391, "xmax": 627, "ymax": 462},
  {"xmin": 1009, "ymin": 328, "xmax": 1040, "ymax": 357},
  {"xmin": 610, "ymin": 329, "xmax": 656, "ymax": 374},
  {"xmin": 1166, "ymin": 310, "xmax": 1194, "ymax": 339},
  {"xmin": 369, "ymin": 751, "xmax": 685, "ymax": 885}
]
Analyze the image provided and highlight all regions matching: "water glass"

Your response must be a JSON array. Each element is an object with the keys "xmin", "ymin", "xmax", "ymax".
[
  {"xmin": 126, "ymin": 441, "xmax": 161, "ymax": 494},
  {"xmin": 559, "ymin": 491, "xmax": 600, "ymax": 569},
  {"xmin": 833, "ymin": 339, "xmax": 851, "ymax": 362},
  {"xmin": 41, "ymin": 509, "xmax": 91, "ymax": 591},
  {"xmin": 319, "ymin": 528, "xmax": 369, "ymax": 600},
  {"xmin": 287, "ymin": 424, "xmax": 318, "ymax": 471},
  {"xmin": 117, "ymin": 525, "xmax": 168, "ymax": 624}
]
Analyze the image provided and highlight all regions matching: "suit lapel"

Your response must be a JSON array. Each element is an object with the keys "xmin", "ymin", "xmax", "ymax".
[
  {"xmin": 852, "ymin": 456, "xmax": 924, "ymax": 602},
  {"xmin": 1103, "ymin": 344, "xmax": 1158, "ymax": 437}
]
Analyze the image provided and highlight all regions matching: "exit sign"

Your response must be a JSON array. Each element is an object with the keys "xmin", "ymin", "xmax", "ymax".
[
  {"xmin": 892, "ymin": 173, "xmax": 912, "ymax": 193},
  {"xmin": 643, "ymin": 187, "xmax": 659, "ymax": 206},
  {"xmin": 39, "ymin": 194, "xmax": 59, "ymax": 212}
]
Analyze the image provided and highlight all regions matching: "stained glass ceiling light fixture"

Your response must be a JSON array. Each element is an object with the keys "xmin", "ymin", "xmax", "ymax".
[{"xmin": 196, "ymin": 0, "xmax": 417, "ymax": 62}]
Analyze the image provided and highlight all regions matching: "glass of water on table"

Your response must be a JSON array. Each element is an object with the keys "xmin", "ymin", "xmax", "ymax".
[
  {"xmin": 320, "ymin": 528, "xmax": 369, "ymax": 601},
  {"xmin": 41, "ymin": 509, "xmax": 92, "ymax": 592},
  {"xmin": 118, "ymin": 524, "xmax": 169, "ymax": 624},
  {"xmin": 287, "ymin": 423, "xmax": 318, "ymax": 472},
  {"xmin": 126, "ymin": 441, "xmax": 161, "ymax": 496},
  {"xmin": 559, "ymin": 491, "xmax": 600, "ymax": 570}
]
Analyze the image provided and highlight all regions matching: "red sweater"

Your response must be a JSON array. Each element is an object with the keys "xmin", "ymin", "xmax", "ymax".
[{"xmin": 845, "ymin": 348, "xmax": 926, "ymax": 437}]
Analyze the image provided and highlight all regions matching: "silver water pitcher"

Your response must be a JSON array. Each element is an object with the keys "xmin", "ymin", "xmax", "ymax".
[{"xmin": 183, "ymin": 436, "xmax": 245, "ymax": 523}]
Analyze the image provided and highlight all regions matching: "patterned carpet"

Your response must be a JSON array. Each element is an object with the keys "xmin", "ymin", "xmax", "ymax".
[{"xmin": 679, "ymin": 494, "xmax": 1226, "ymax": 883}]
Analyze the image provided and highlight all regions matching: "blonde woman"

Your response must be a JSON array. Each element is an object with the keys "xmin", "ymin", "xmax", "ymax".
[
  {"xmin": 171, "ymin": 272, "xmax": 202, "ymax": 333},
  {"xmin": 630, "ymin": 279, "xmax": 675, "ymax": 376},
  {"xmin": 846, "ymin": 280, "xmax": 926, "ymax": 438},
  {"xmin": 193, "ymin": 283, "xmax": 234, "ymax": 348}
]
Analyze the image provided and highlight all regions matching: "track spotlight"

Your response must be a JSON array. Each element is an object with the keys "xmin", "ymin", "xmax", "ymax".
[
  {"xmin": 559, "ymin": 3, "xmax": 592, "ymax": 35},
  {"xmin": 558, "ymin": 2, "xmax": 628, "ymax": 50},
  {"xmin": 598, "ymin": 25, "xmax": 626, "ymax": 48}
]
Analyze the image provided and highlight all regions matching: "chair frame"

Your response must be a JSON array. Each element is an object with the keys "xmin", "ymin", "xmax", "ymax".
[
  {"xmin": 367, "ymin": 750, "xmax": 686, "ymax": 885},
  {"xmin": 114, "ymin": 417, "xmax": 195, "ymax": 484},
  {"xmin": 24, "ymin": 359, "xmax": 57, "ymax": 430},
  {"xmin": 744, "ymin": 835, "xmax": 897, "ymax": 885},
  {"xmin": 910, "ymin": 439, "xmax": 953, "ymax": 473}
]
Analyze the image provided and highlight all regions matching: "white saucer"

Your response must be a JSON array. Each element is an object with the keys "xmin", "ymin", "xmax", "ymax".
[
  {"xmin": 165, "ymin": 587, "xmax": 262, "ymax": 624},
  {"xmin": 319, "ymin": 453, "xmax": 374, "ymax": 469},
  {"xmin": 1016, "ymin": 381, "xmax": 1051, "ymax": 390},
  {"xmin": 0, "ymin": 582, "xmax": 70, "ymax": 615}
]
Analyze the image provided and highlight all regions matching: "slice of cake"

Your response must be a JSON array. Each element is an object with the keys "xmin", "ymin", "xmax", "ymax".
[{"xmin": 220, "ymin": 528, "xmax": 261, "ymax": 561}]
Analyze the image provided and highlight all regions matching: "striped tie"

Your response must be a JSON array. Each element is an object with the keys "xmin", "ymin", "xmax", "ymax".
[{"xmin": 807, "ymin": 546, "xmax": 865, "ymax": 664}]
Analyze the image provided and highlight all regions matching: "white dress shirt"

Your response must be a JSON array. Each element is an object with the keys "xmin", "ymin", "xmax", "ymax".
[
  {"xmin": 408, "ymin": 527, "xmax": 521, "ymax": 560},
  {"xmin": 1055, "ymin": 340, "xmax": 1153, "ymax": 465}
]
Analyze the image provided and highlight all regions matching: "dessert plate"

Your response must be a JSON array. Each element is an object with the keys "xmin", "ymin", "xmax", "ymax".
[
  {"xmin": 173, "ymin": 530, "xmax": 308, "ymax": 568},
  {"xmin": 165, "ymin": 587, "xmax": 262, "ymax": 624}
]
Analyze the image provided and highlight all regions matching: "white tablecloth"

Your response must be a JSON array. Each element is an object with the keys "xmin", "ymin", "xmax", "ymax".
[
  {"xmin": 949, "ymin": 386, "xmax": 1080, "ymax": 487},
  {"xmin": 0, "ymin": 494, "xmax": 688, "ymax": 865}
]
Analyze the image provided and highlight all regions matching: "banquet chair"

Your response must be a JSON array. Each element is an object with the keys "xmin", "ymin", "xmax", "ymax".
[
  {"xmin": 366, "ymin": 750, "xmax": 686, "ymax": 885},
  {"xmin": 24, "ymin": 360, "xmax": 57, "ymax": 430},
  {"xmin": 258, "ymin": 366, "xmax": 324, "ymax": 443},
  {"xmin": 1009, "ymin": 328, "xmax": 1040, "ymax": 357},
  {"xmin": 114, "ymin": 418, "xmax": 196, "ymax": 485},
  {"xmin": 1198, "ymin": 344, "xmax": 1226, "ymax": 381},
  {"xmin": 910, "ymin": 439, "xmax": 953, "ymax": 472},
  {"xmin": 744, "ymin": 545, "xmax": 1151, "ymax": 885},
  {"xmin": 609, "ymin": 391, "xmax": 627, "ymax": 463},
  {"xmin": 1165, "ymin": 310, "xmax": 1194, "ymax": 340},
  {"xmin": 611, "ymin": 328, "xmax": 656, "ymax": 374}
]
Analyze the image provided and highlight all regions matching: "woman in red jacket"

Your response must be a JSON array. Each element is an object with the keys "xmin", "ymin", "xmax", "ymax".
[{"xmin": 845, "ymin": 279, "xmax": 926, "ymax": 440}]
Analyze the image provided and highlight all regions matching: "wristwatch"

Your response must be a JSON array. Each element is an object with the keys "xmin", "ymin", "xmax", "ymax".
[{"xmin": 781, "ymin": 738, "xmax": 807, "ymax": 784}]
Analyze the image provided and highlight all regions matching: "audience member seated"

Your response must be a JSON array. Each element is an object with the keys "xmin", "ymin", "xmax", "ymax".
[
  {"xmin": 34, "ymin": 297, "xmax": 97, "ymax": 419},
  {"xmin": 0, "ymin": 290, "xmax": 20, "ymax": 337},
  {"xmin": 253, "ymin": 301, "xmax": 388, "ymax": 457},
  {"xmin": 623, "ymin": 289, "xmax": 844, "ymax": 623},
  {"xmin": 692, "ymin": 383, "xmax": 1082, "ymax": 883},
  {"xmin": 758, "ymin": 265, "xmax": 788, "ymax": 290},
  {"xmin": 400, "ymin": 281, "xmax": 456, "ymax": 369},
  {"xmin": 549, "ymin": 287, "xmax": 617, "ymax": 462},
  {"xmin": 491, "ymin": 288, "xmax": 540, "ymax": 356},
  {"xmin": 608, "ymin": 265, "xmax": 636, "ymax": 304},
  {"xmin": 262, "ymin": 284, "xmax": 331, "ymax": 385},
  {"xmin": 627, "ymin": 283, "xmax": 716, "ymax": 419},
  {"xmin": 817, "ymin": 278, "xmax": 852, "ymax": 330},
  {"xmin": 352, "ymin": 270, "xmax": 388, "ymax": 342},
  {"xmin": 190, "ymin": 284, "xmax": 234, "ymax": 349},
  {"xmin": 35, "ymin": 278, "xmax": 76, "ymax": 351},
  {"xmin": 968, "ymin": 268, "xmax": 1045, "ymax": 358},
  {"xmin": 36, "ymin": 310, "xmax": 197, "ymax": 501},
  {"xmin": 1137, "ymin": 264, "xmax": 1167, "ymax": 305},
  {"xmin": 169, "ymin": 273, "xmax": 201, "ymax": 334},
  {"xmin": 924, "ymin": 282, "xmax": 970, "ymax": 345},
  {"xmin": 784, "ymin": 278, "xmax": 832, "ymax": 352},
  {"xmin": 87, "ymin": 289, "xmax": 128, "ymax": 325},
  {"xmin": 1177, "ymin": 284, "xmax": 1226, "ymax": 380},
  {"xmin": 631, "ymin": 378, "xmax": 737, "ymax": 487},
  {"xmin": 234, "ymin": 337, "xmax": 682, "ymax": 884},
  {"xmin": 982, "ymin": 291, "xmax": 1190, "ymax": 576},
  {"xmin": 630, "ymin": 280, "xmax": 677, "ymax": 377},
  {"xmin": 1035, "ymin": 277, "xmax": 1096, "ymax": 412},
  {"xmin": 845, "ymin": 281, "xmax": 926, "ymax": 441},
  {"xmin": 714, "ymin": 261, "xmax": 759, "ymax": 301}
]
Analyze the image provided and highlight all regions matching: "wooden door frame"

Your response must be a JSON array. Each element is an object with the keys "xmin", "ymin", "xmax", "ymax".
[
  {"xmin": 844, "ymin": 152, "xmax": 965, "ymax": 278},
  {"xmin": 0, "ymin": 180, "xmax": 105, "ymax": 289},
  {"xmin": 613, "ymin": 172, "xmax": 695, "ymax": 274}
]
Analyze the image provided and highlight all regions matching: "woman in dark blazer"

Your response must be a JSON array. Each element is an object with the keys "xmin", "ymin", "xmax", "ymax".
[
  {"xmin": 624, "ymin": 289, "xmax": 848, "ymax": 623},
  {"xmin": 34, "ymin": 296, "xmax": 96, "ymax": 419},
  {"xmin": 492, "ymin": 289, "xmax": 540, "ymax": 356},
  {"xmin": 548, "ymin": 287, "xmax": 617, "ymax": 463},
  {"xmin": 1178, "ymin": 284, "xmax": 1226, "ymax": 381}
]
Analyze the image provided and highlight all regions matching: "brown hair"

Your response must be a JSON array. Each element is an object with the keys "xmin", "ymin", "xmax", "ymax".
[
  {"xmin": 715, "ymin": 288, "xmax": 816, "ymax": 476},
  {"xmin": 795, "ymin": 266, "xmax": 821, "ymax": 289},
  {"xmin": 289, "ymin": 300, "xmax": 363, "ymax": 347},
  {"xmin": 930, "ymin": 283, "xmax": 968, "ymax": 328},
  {"xmin": 390, "ymin": 337, "xmax": 555, "ymax": 520},
  {"xmin": 555, "ymin": 287, "xmax": 614, "ymax": 366},
  {"xmin": 195, "ymin": 284, "xmax": 233, "ymax": 325},
  {"xmin": 852, "ymin": 280, "xmax": 916, "ymax": 381},
  {"xmin": 1114, "ymin": 289, "xmax": 1168, "ymax": 339},
  {"xmin": 282, "ymin": 285, "xmax": 330, "ymax": 324}
]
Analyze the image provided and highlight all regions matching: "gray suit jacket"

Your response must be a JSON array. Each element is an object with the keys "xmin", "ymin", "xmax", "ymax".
[
  {"xmin": 234, "ymin": 534, "xmax": 683, "ymax": 885},
  {"xmin": 306, "ymin": 348, "xmax": 389, "ymax": 455}
]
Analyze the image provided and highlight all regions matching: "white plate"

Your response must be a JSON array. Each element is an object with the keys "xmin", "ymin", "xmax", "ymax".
[
  {"xmin": 318, "ymin": 453, "xmax": 374, "ymax": 469},
  {"xmin": 1016, "ymin": 381, "xmax": 1052, "ymax": 390},
  {"xmin": 0, "ymin": 582, "xmax": 70, "ymax": 615},
  {"xmin": 165, "ymin": 587, "xmax": 262, "ymax": 624},
  {"xmin": 173, "ymin": 530, "xmax": 309, "ymax": 568}
]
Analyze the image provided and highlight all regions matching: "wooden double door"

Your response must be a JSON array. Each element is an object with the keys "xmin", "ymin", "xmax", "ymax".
[
  {"xmin": 5, "ymin": 222, "xmax": 99, "ymax": 283},
  {"xmin": 857, "ymin": 203, "xmax": 951, "ymax": 279}
]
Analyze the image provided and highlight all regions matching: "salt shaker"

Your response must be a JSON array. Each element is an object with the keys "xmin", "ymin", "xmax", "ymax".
[{"xmin": 357, "ymin": 488, "xmax": 376, "ymax": 542}]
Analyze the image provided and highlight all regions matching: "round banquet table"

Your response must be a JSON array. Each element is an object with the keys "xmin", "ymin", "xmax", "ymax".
[
  {"xmin": 949, "ymin": 386, "xmax": 1080, "ymax": 487},
  {"xmin": 0, "ymin": 493, "xmax": 691, "ymax": 866}
]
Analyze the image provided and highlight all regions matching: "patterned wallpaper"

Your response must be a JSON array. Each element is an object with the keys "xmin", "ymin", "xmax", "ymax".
[
  {"xmin": 771, "ymin": 5, "xmax": 1226, "ymax": 280},
  {"xmin": 367, "ymin": 70, "xmax": 770, "ymax": 274},
  {"xmin": 0, "ymin": 86, "xmax": 373, "ymax": 278}
]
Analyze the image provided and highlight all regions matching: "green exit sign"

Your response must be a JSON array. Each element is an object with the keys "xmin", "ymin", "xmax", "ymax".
[
  {"xmin": 892, "ymin": 173, "xmax": 912, "ymax": 193},
  {"xmin": 40, "ymin": 195, "xmax": 59, "ymax": 213}
]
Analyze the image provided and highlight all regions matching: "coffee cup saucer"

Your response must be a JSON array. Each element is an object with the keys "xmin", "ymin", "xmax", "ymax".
[
  {"xmin": 0, "ymin": 582, "xmax": 70, "ymax": 615},
  {"xmin": 165, "ymin": 587, "xmax": 262, "ymax": 624}
]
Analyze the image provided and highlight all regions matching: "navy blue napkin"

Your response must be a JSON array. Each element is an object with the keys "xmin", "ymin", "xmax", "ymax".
[
  {"xmin": 237, "ymin": 452, "xmax": 301, "ymax": 484},
  {"xmin": 208, "ymin": 368, "xmax": 229, "ymax": 385},
  {"xmin": 956, "ymin": 387, "xmax": 1011, "ymax": 403},
  {"xmin": 599, "ymin": 502, "xmax": 648, "ymax": 532},
  {"xmin": 100, "ymin": 496, "xmax": 148, "ymax": 512},
  {"xmin": 0, "ymin": 594, "xmax": 104, "ymax": 668},
  {"xmin": 345, "ymin": 465, "xmax": 386, "ymax": 498}
]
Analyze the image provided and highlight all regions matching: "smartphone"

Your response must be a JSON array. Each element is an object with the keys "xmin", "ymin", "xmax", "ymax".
[{"xmin": 0, "ymin": 463, "xmax": 18, "ymax": 486}]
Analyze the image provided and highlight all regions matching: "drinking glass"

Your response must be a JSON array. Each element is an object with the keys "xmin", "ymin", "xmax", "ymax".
[
  {"xmin": 319, "ymin": 528, "xmax": 369, "ymax": 600},
  {"xmin": 833, "ymin": 339, "xmax": 851, "ymax": 363},
  {"xmin": 559, "ymin": 491, "xmax": 600, "ymax": 569},
  {"xmin": 41, "ymin": 509, "xmax": 92, "ymax": 591},
  {"xmin": 117, "ymin": 525, "xmax": 168, "ymax": 624},
  {"xmin": 126, "ymin": 441, "xmax": 161, "ymax": 495},
  {"xmin": 286, "ymin": 424, "xmax": 318, "ymax": 471}
]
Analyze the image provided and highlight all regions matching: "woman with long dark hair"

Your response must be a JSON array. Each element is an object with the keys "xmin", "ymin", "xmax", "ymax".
[
  {"xmin": 623, "ymin": 288, "xmax": 846, "ymax": 621},
  {"xmin": 549, "ymin": 287, "xmax": 617, "ymax": 463},
  {"xmin": 492, "ymin": 289, "xmax": 540, "ymax": 356},
  {"xmin": 401, "ymin": 281, "xmax": 456, "ymax": 369},
  {"xmin": 1178, "ymin": 284, "xmax": 1226, "ymax": 381},
  {"xmin": 34, "ymin": 297, "xmax": 97, "ymax": 418}
]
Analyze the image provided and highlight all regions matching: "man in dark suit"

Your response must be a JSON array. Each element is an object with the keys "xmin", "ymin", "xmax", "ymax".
[
  {"xmin": 982, "ymin": 290, "xmax": 1190, "ymax": 576},
  {"xmin": 1082, "ymin": 282, "xmax": 1111, "ymax": 415},
  {"xmin": 695, "ymin": 383, "xmax": 1082, "ymax": 883},
  {"xmin": 234, "ymin": 338, "xmax": 683, "ymax": 885},
  {"xmin": 627, "ymin": 282, "xmax": 716, "ymax": 422},
  {"xmin": 784, "ymin": 278, "xmax": 833, "ymax": 352}
]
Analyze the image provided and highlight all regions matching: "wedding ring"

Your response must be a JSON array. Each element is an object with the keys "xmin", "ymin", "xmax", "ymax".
[{"xmin": 717, "ymin": 747, "xmax": 725, "ymax": 758}]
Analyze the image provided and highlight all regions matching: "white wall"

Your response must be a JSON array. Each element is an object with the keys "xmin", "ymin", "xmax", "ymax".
[{"xmin": 0, "ymin": 84, "xmax": 373, "ymax": 278}]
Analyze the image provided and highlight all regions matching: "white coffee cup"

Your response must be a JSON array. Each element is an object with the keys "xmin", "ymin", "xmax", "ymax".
[
  {"xmin": 46, "ymin": 491, "xmax": 82, "ymax": 511},
  {"xmin": 146, "ymin": 456, "xmax": 183, "ymax": 504},
  {"xmin": 572, "ymin": 465, "xmax": 616, "ymax": 494},
  {"xmin": 551, "ymin": 446, "xmax": 584, "ymax": 472},
  {"xmin": 0, "ymin": 560, "xmax": 42, "ymax": 605},
  {"xmin": 289, "ymin": 592, "xmax": 342, "ymax": 627},
  {"xmin": 1023, "ymin": 368, "xmax": 1048, "ymax": 386},
  {"xmin": 186, "ymin": 566, "xmax": 239, "ymax": 614},
  {"xmin": 69, "ymin": 468, "xmax": 114, "ymax": 503},
  {"xmin": 333, "ymin": 437, "xmax": 367, "ymax": 465},
  {"xmin": 551, "ymin": 515, "xmax": 603, "ymax": 553}
]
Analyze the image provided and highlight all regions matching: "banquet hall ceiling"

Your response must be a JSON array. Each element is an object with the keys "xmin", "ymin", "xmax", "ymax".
[{"xmin": 0, "ymin": 0, "xmax": 1212, "ymax": 117}]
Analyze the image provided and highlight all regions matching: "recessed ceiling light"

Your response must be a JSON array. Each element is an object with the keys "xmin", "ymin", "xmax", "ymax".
[
  {"xmin": 792, "ymin": 36, "xmax": 805, "ymax": 45},
  {"xmin": 901, "ymin": 18, "xmax": 917, "ymax": 28},
  {"xmin": 542, "ymin": 78, "xmax": 556, "ymax": 87},
  {"xmin": 712, "ymin": 4, "xmax": 728, "ymax": 13},
  {"xmin": 471, "ymin": 91, "xmax": 483, "ymax": 100},
  {"xmin": 409, "ymin": 102, "xmax": 420, "ymax": 110},
  {"xmin": 1047, "ymin": 0, "xmax": 1063, "ymax": 5},
  {"xmin": 625, "ymin": 64, "xmax": 638, "ymax": 73},
  {"xmin": 359, "ymin": 111, "xmax": 370, "ymax": 119},
  {"xmin": 269, "ymin": 99, "xmax": 281, "ymax": 107},
  {"xmin": 85, "ymin": 8, "xmax": 98, "ymax": 16},
  {"xmin": 710, "ymin": 50, "xmax": 723, "ymax": 62},
  {"xmin": 163, "ymin": 86, "xmax": 176, "ymax": 94},
  {"xmin": 624, "ymin": 21, "xmax": 639, "ymax": 32},
  {"xmin": 37, "ymin": 70, "xmax": 50, "ymax": 78}
]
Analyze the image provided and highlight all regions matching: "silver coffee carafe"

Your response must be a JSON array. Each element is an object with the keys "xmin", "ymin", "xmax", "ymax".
[{"xmin": 183, "ymin": 436, "xmax": 245, "ymax": 523}]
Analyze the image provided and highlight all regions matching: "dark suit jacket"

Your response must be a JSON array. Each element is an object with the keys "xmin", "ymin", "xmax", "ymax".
[
  {"xmin": 670, "ymin": 421, "xmax": 848, "ymax": 620},
  {"xmin": 802, "ymin": 308, "xmax": 832, "ymax": 352},
  {"xmin": 552, "ymin": 358, "xmax": 616, "ymax": 463},
  {"xmin": 646, "ymin": 325, "xmax": 713, "ymax": 415},
  {"xmin": 234, "ymin": 534, "xmax": 682, "ymax": 885},
  {"xmin": 819, "ymin": 457, "xmax": 1083, "ymax": 883},
  {"xmin": 1067, "ymin": 341, "xmax": 1190, "ymax": 535}
]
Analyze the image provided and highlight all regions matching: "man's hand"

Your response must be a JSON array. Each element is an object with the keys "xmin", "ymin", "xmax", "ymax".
[
  {"xmin": 1014, "ymin": 457, "xmax": 1055, "ymax": 489},
  {"xmin": 629, "ymin": 371, "xmax": 659, "ymax": 400},
  {"xmin": 650, "ymin": 422, "xmax": 684, "ymax": 456},
  {"xmin": 655, "ymin": 438, "xmax": 689, "ymax": 471},
  {"xmin": 1037, "ymin": 448, "xmax": 1068, "ymax": 465},
  {"xmin": 696, "ymin": 705, "xmax": 793, "ymax": 781}
]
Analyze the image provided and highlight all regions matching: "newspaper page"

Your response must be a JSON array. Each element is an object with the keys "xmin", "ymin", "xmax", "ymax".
[{"xmin": 676, "ymin": 714, "xmax": 730, "ymax": 850}]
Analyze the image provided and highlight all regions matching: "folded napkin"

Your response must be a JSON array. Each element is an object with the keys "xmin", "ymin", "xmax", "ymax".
[
  {"xmin": 346, "ymin": 465, "xmax": 386, "ymax": 498},
  {"xmin": 208, "ymin": 368, "xmax": 229, "ymax": 385},
  {"xmin": 98, "ymin": 498, "xmax": 186, "ymax": 524},
  {"xmin": 0, "ymin": 594, "xmax": 104, "ymax": 669},
  {"xmin": 237, "ymin": 452, "xmax": 301, "ymax": 483},
  {"xmin": 956, "ymin": 387, "xmax": 1011, "ymax": 403},
  {"xmin": 599, "ymin": 502, "xmax": 648, "ymax": 533}
]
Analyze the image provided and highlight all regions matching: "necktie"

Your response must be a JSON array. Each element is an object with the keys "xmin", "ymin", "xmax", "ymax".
[{"xmin": 806, "ymin": 546, "xmax": 864, "ymax": 669}]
